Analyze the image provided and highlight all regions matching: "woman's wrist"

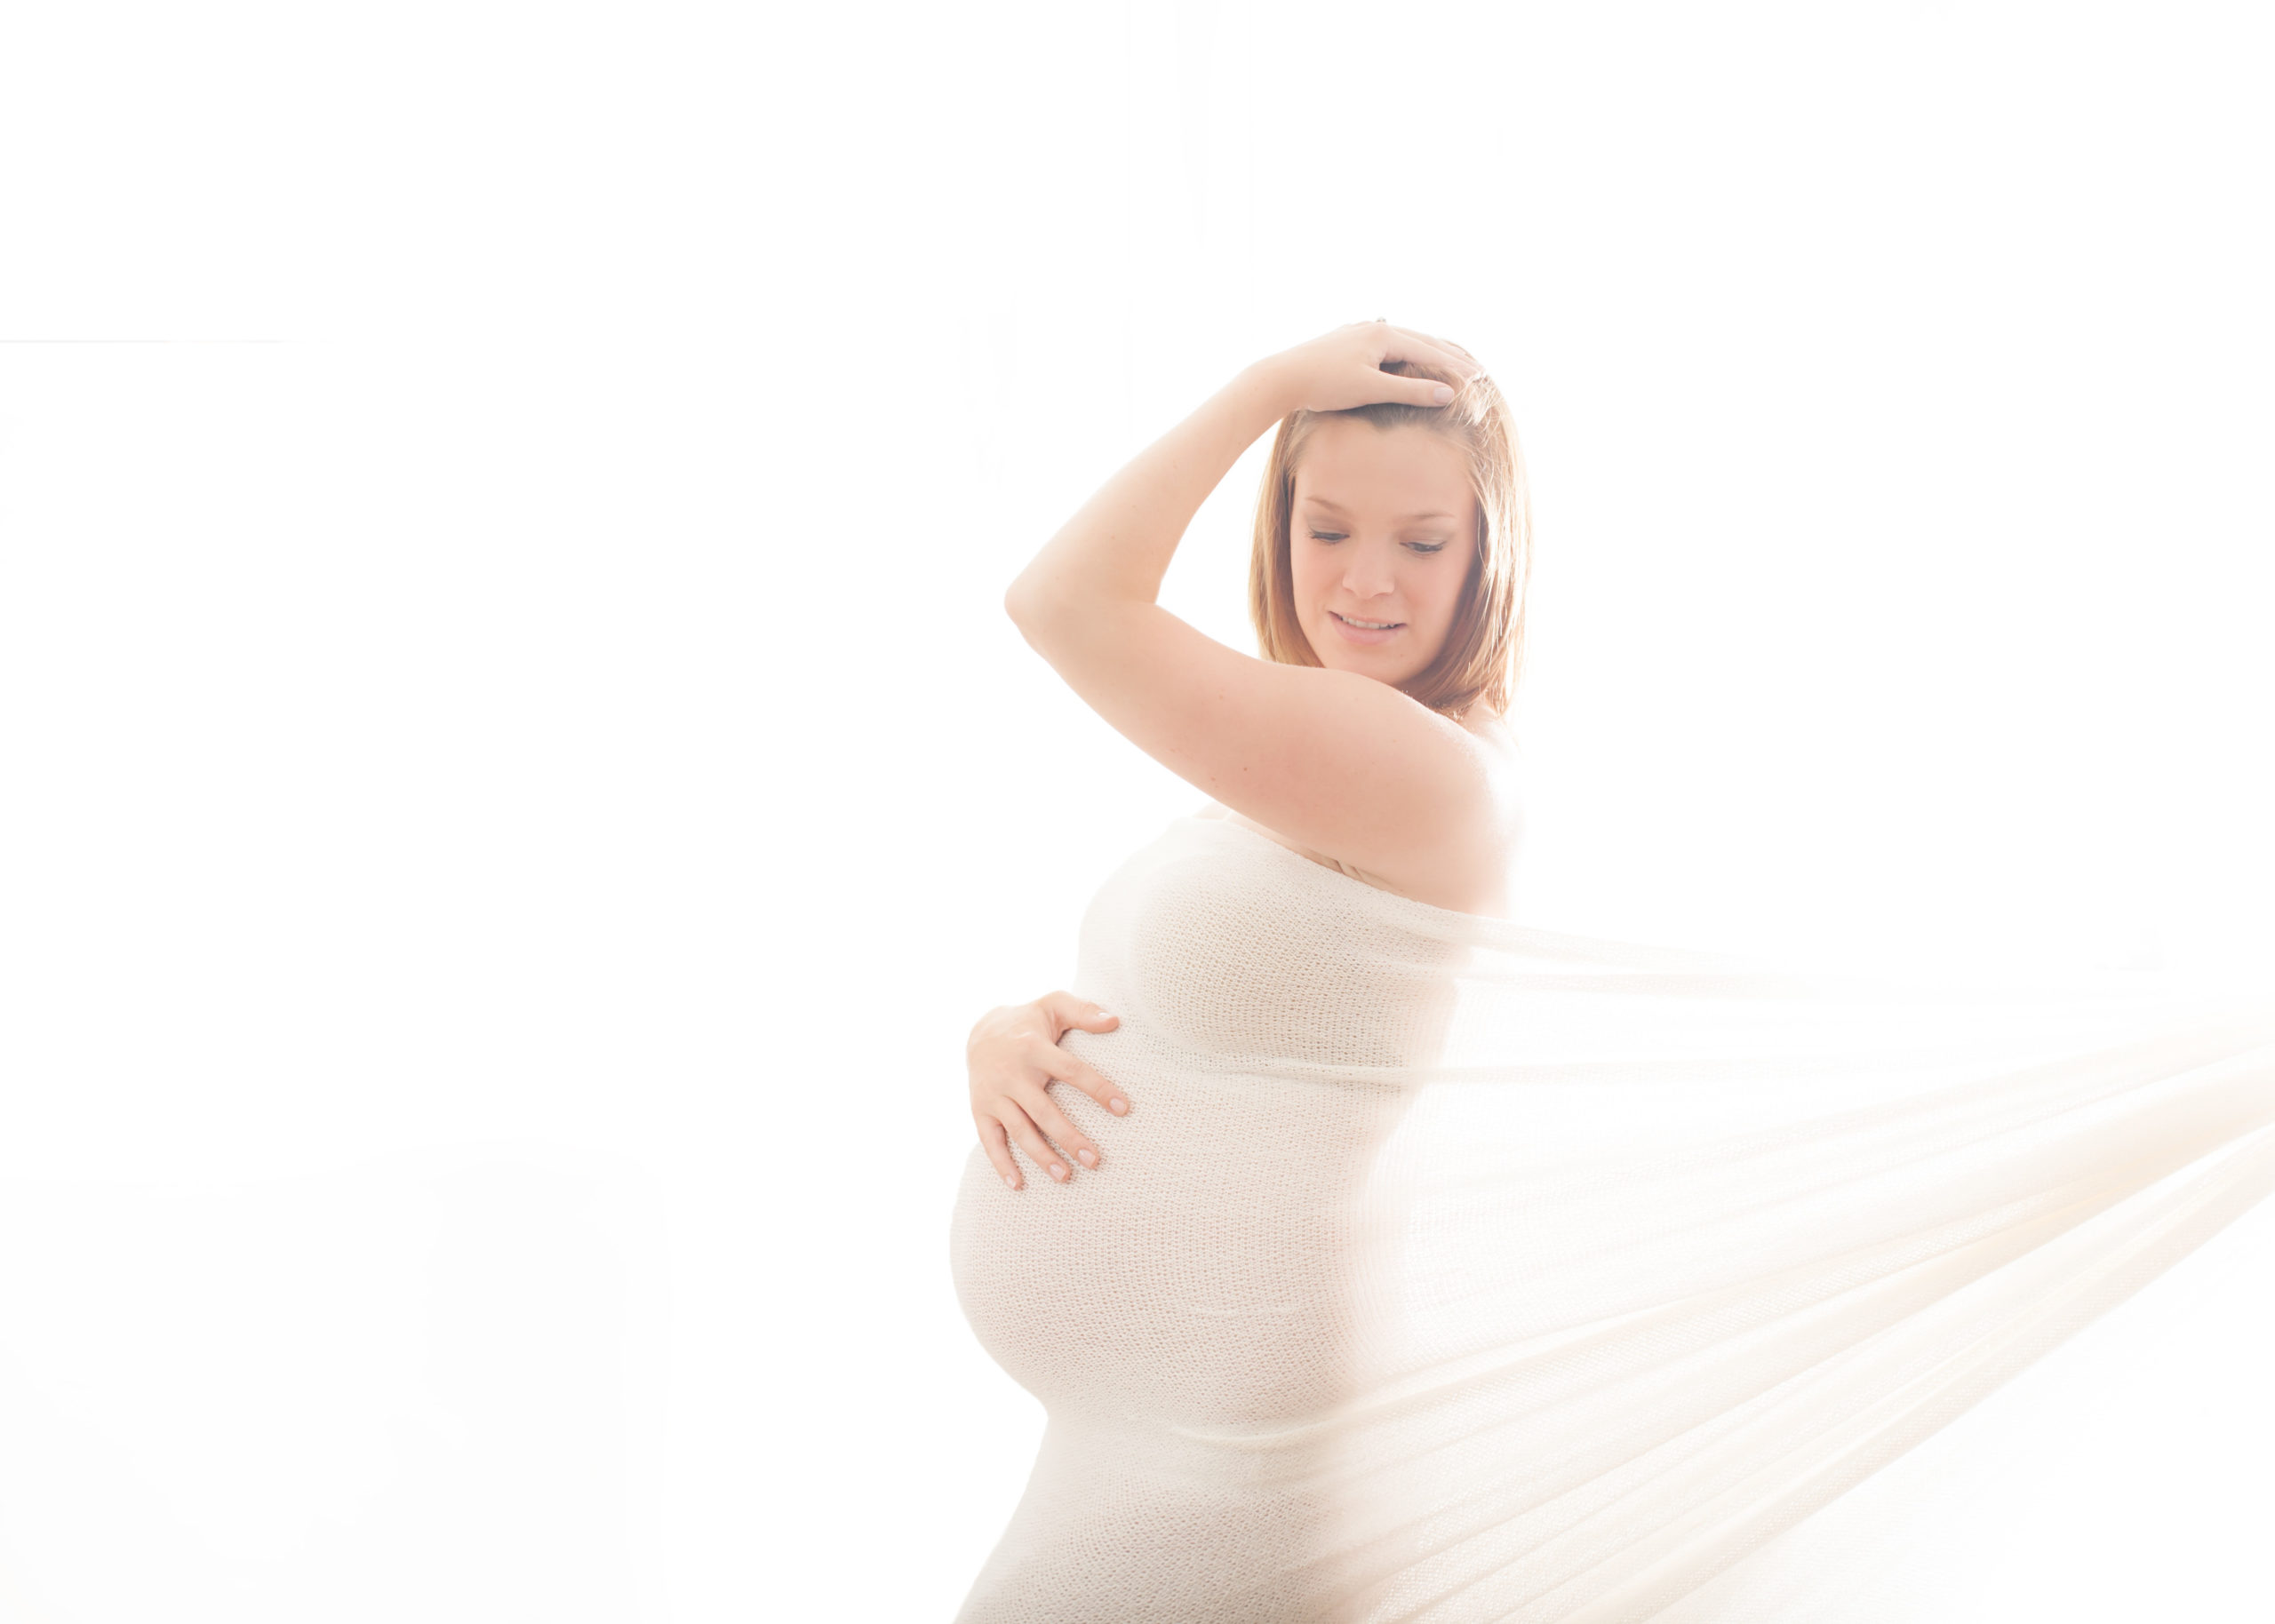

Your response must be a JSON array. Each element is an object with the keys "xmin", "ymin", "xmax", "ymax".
[{"xmin": 1231, "ymin": 355, "xmax": 1303, "ymax": 425}]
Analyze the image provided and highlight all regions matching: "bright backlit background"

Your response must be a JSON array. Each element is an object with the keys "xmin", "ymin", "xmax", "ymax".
[{"xmin": 2, "ymin": 3, "xmax": 2271, "ymax": 1619}]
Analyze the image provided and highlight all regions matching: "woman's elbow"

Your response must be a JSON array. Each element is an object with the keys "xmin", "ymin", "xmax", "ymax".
[{"xmin": 1003, "ymin": 572, "xmax": 1060, "ymax": 641}]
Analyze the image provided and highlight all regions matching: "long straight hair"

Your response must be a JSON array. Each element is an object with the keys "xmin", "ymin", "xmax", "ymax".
[{"xmin": 1248, "ymin": 355, "xmax": 1532, "ymax": 722}]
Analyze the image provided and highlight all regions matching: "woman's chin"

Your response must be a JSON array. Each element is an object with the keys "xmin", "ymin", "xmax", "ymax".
[{"xmin": 1321, "ymin": 649, "xmax": 1421, "ymax": 687}]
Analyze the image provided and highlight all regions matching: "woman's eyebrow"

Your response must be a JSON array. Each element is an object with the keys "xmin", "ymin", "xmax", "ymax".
[{"xmin": 1299, "ymin": 496, "xmax": 1457, "ymax": 522}]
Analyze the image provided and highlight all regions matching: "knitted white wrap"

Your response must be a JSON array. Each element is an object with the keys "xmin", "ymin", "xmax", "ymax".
[{"xmin": 949, "ymin": 813, "xmax": 2275, "ymax": 1621}]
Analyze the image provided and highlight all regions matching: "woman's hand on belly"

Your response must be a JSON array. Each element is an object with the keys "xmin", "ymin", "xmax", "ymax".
[{"xmin": 968, "ymin": 993, "xmax": 1127, "ymax": 1190}]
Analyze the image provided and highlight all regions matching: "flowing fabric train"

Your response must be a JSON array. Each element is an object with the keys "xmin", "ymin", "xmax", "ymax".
[{"xmin": 950, "ymin": 814, "xmax": 2275, "ymax": 1622}]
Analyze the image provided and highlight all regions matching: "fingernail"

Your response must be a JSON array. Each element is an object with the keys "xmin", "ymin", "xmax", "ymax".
[
  {"xmin": 1003, "ymin": 1173, "xmax": 1018, "ymax": 1189},
  {"xmin": 1432, "ymin": 384, "xmax": 1453, "ymax": 403},
  {"xmin": 1110, "ymin": 1097, "xmax": 1128, "ymax": 1114},
  {"xmin": 1051, "ymin": 1163, "xmax": 1068, "ymax": 1181},
  {"xmin": 1077, "ymin": 1149, "xmax": 1098, "ymax": 1167}
]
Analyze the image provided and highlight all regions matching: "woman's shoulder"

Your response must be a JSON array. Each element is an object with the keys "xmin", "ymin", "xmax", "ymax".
[
  {"xmin": 1453, "ymin": 711, "xmax": 1525, "ymax": 902},
  {"xmin": 1458, "ymin": 704, "xmax": 1519, "ymax": 756},
  {"xmin": 1188, "ymin": 709, "xmax": 1522, "ymax": 918},
  {"xmin": 1460, "ymin": 708, "xmax": 1524, "ymax": 812}
]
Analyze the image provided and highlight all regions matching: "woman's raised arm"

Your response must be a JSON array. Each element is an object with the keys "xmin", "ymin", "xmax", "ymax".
[{"xmin": 1005, "ymin": 325, "xmax": 1500, "ymax": 893}]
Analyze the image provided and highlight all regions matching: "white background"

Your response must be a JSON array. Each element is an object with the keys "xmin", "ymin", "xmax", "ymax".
[{"xmin": 2, "ymin": 2, "xmax": 2271, "ymax": 1619}]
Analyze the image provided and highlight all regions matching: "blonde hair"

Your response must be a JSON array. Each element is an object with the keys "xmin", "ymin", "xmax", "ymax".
[{"xmin": 1248, "ymin": 354, "xmax": 1532, "ymax": 722}]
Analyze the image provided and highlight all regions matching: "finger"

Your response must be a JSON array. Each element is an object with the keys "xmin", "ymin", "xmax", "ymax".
[
  {"xmin": 1039, "ymin": 990, "xmax": 1121, "ymax": 1038},
  {"xmin": 1041, "ymin": 1042, "xmax": 1130, "ymax": 1117},
  {"xmin": 1385, "ymin": 326, "xmax": 1484, "ymax": 378},
  {"xmin": 1002, "ymin": 1103, "xmax": 1074, "ymax": 1183},
  {"xmin": 1385, "ymin": 371, "xmax": 1457, "ymax": 407},
  {"xmin": 1395, "ymin": 341, "xmax": 1484, "ymax": 384},
  {"xmin": 1019, "ymin": 1082, "xmax": 1105, "ymax": 1171},
  {"xmin": 977, "ymin": 1115, "xmax": 1024, "ymax": 1190},
  {"xmin": 1020, "ymin": 1021, "xmax": 1130, "ymax": 1113}
]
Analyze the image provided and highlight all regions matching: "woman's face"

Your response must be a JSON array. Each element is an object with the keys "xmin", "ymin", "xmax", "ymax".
[{"xmin": 1287, "ymin": 417, "xmax": 1478, "ymax": 689}]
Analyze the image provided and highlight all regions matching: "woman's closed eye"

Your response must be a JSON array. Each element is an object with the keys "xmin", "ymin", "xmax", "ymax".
[{"xmin": 1307, "ymin": 529, "xmax": 1449, "ymax": 554}]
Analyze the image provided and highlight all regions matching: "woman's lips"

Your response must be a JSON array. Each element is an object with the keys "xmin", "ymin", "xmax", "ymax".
[{"xmin": 1329, "ymin": 609, "xmax": 1403, "ymax": 647}]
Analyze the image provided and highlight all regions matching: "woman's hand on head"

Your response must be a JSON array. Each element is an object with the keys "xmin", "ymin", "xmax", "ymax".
[
  {"xmin": 1256, "ymin": 321, "xmax": 1483, "ymax": 415},
  {"xmin": 969, "ymin": 993, "xmax": 1126, "ymax": 1190}
]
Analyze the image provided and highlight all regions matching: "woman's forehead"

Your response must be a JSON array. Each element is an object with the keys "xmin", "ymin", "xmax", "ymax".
[{"xmin": 1296, "ymin": 421, "xmax": 1473, "ymax": 515}]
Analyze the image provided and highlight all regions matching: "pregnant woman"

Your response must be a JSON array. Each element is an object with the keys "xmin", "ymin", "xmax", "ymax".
[{"xmin": 947, "ymin": 323, "xmax": 2275, "ymax": 1621}]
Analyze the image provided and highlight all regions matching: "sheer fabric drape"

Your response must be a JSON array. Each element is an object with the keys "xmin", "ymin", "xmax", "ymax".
[{"xmin": 951, "ymin": 814, "xmax": 2275, "ymax": 1621}]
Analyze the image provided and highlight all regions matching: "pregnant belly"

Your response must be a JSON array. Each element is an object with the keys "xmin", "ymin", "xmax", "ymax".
[{"xmin": 949, "ymin": 1045, "xmax": 1412, "ymax": 1429}]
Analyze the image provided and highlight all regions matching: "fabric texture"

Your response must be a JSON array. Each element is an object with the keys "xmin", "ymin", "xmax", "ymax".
[{"xmin": 948, "ymin": 812, "xmax": 2275, "ymax": 1622}]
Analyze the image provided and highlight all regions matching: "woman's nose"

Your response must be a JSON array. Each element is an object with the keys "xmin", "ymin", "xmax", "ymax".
[{"xmin": 1344, "ymin": 541, "xmax": 1399, "ymax": 598}]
